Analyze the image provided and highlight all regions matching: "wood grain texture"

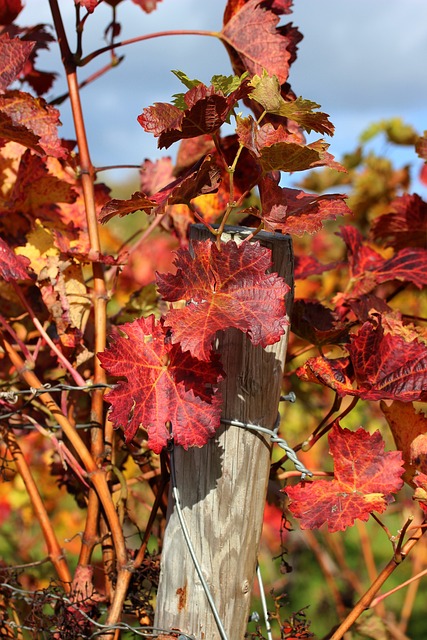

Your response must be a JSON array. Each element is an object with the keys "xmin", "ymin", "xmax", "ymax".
[{"xmin": 155, "ymin": 226, "xmax": 294, "ymax": 640}]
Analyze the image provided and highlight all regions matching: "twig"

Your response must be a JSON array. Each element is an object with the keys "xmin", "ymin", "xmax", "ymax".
[{"xmin": 328, "ymin": 520, "xmax": 427, "ymax": 639}]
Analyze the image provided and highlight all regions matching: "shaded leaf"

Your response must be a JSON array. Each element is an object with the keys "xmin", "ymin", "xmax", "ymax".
[
  {"xmin": 294, "ymin": 254, "xmax": 342, "ymax": 279},
  {"xmin": 0, "ymin": 33, "xmax": 34, "ymax": 93},
  {"xmin": 237, "ymin": 117, "xmax": 344, "ymax": 173},
  {"xmin": 339, "ymin": 225, "xmax": 427, "ymax": 296},
  {"xmin": 0, "ymin": 0, "xmax": 23, "ymax": 23},
  {"xmin": 285, "ymin": 423, "xmax": 404, "ymax": 532},
  {"xmin": 157, "ymin": 239, "xmax": 289, "ymax": 361},
  {"xmin": 99, "ymin": 155, "xmax": 221, "ymax": 223},
  {"xmin": 259, "ymin": 174, "xmax": 350, "ymax": 235},
  {"xmin": 370, "ymin": 194, "xmax": 427, "ymax": 250},
  {"xmin": 297, "ymin": 315, "xmax": 427, "ymax": 402},
  {"xmin": 416, "ymin": 130, "xmax": 427, "ymax": 162},
  {"xmin": 291, "ymin": 299, "xmax": 350, "ymax": 346},
  {"xmin": 381, "ymin": 400, "xmax": 427, "ymax": 485},
  {"xmin": 138, "ymin": 80, "xmax": 251, "ymax": 149},
  {"xmin": 98, "ymin": 315, "xmax": 223, "ymax": 453},
  {"xmin": 0, "ymin": 90, "xmax": 67, "ymax": 158},
  {"xmin": 0, "ymin": 235, "xmax": 31, "ymax": 281}
]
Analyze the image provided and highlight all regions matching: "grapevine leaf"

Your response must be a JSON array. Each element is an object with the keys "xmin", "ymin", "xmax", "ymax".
[
  {"xmin": 0, "ymin": 235, "xmax": 32, "ymax": 281},
  {"xmin": 221, "ymin": 0, "xmax": 296, "ymax": 84},
  {"xmin": 98, "ymin": 315, "xmax": 223, "ymax": 453},
  {"xmin": 339, "ymin": 225, "xmax": 427, "ymax": 296},
  {"xmin": 294, "ymin": 254, "xmax": 342, "ymax": 279},
  {"xmin": 0, "ymin": 0, "xmax": 23, "ymax": 23},
  {"xmin": 259, "ymin": 174, "xmax": 350, "ymax": 235},
  {"xmin": 138, "ymin": 81, "xmax": 251, "ymax": 149},
  {"xmin": 291, "ymin": 299, "xmax": 350, "ymax": 347},
  {"xmin": 285, "ymin": 423, "xmax": 405, "ymax": 532},
  {"xmin": 249, "ymin": 71, "xmax": 334, "ymax": 135},
  {"xmin": 157, "ymin": 239, "xmax": 289, "ymax": 361},
  {"xmin": 416, "ymin": 131, "xmax": 427, "ymax": 161},
  {"xmin": 413, "ymin": 473, "xmax": 427, "ymax": 513},
  {"xmin": 0, "ymin": 33, "xmax": 35, "ymax": 93},
  {"xmin": 0, "ymin": 90, "xmax": 67, "ymax": 158},
  {"xmin": 237, "ymin": 117, "xmax": 345, "ymax": 173},
  {"xmin": 99, "ymin": 155, "xmax": 221, "ymax": 223},
  {"xmin": 297, "ymin": 315, "xmax": 427, "ymax": 402},
  {"xmin": 370, "ymin": 194, "xmax": 427, "ymax": 250},
  {"xmin": 0, "ymin": 108, "xmax": 42, "ymax": 152},
  {"xmin": 381, "ymin": 400, "xmax": 427, "ymax": 485},
  {"xmin": 131, "ymin": 0, "xmax": 163, "ymax": 12}
]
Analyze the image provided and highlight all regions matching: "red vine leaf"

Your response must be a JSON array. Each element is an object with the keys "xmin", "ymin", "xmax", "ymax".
[
  {"xmin": 0, "ymin": 33, "xmax": 35, "ymax": 93},
  {"xmin": 98, "ymin": 315, "xmax": 223, "ymax": 453},
  {"xmin": 0, "ymin": 0, "xmax": 23, "ymax": 24},
  {"xmin": 237, "ymin": 117, "xmax": 345, "ymax": 174},
  {"xmin": 259, "ymin": 174, "xmax": 350, "ymax": 235},
  {"xmin": 138, "ymin": 81, "xmax": 250, "ymax": 149},
  {"xmin": 285, "ymin": 423, "xmax": 405, "ymax": 532},
  {"xmin": 157, "ymin": 239, "xmax": 289, "ymax": 361},
  {"xmin": 370, "ymin": 194, "xmax": 427, "ymax": 250},
  {"xmin": 294, "ymin": 254, "xmax": 342, "ymax": 279},
  {"xmin": 291, "ymin": 299, "xmax": 350, "ymax": 347},
  {"xmin": 99, "ymin": 155, "xmax": 221, "ymax": 223},
  {"xmin": 0, "ymin": 235, "xmax": 32, "ymax": 281},
  {"xmin": 381, "ymin": 400, "xmax": 427, "ymax": 485},
  {"xmin": 297, "ymin": 315, "xmax": 427, "ymax": 402},
  {"xmin": 221, "ymin": 0, "xmax": 296, "ymax": 84},
  {"xmin": 0, "ymin": 90, "xmax": 67, "ymax": 158},
  {"xmin": 339, "ymin": 225, "xmax": 427, "ymax": 297}
]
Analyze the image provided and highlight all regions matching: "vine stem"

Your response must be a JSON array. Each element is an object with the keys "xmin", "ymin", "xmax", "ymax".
[
  {"xmin": 4, "ymin": 429, "xmax": 72, "ymax": 589},
  {"xmin": 12, "ymin": 284, "xmax": 86, "ymax": 387},
  {"xmin": 49, "ymin": 0, "xmax": 112, "ymax": 576},
  {"xmin": 79, "ymin": 29, "xmax": 220, "ymax": 66},
  {"xmin": 0, "ymin": 334, "xmax": 129, "ymax": 571},
  {"xmin": 329, "ymin": 520, "xmax": 427, "ymax": 639}
]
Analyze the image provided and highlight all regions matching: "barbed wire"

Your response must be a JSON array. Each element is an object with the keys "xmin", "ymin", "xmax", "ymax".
[{"xmin": 0, "ymin": 583, "xmax": 194, "ymax": 639}]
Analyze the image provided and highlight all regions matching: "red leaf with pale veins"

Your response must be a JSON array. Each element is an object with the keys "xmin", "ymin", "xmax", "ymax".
[
  {"xmin": 0, "ymin": 108, "xmax": 42, "ymax": 152},
  {"xmin": 286, "ymin": 423, "xmax": 405, "ymax": 532},
  {"xmin": 297, "ymin": 315, "xmax": 427, "ymax": 402},
  {"xmin": 370, "ymin": 194, "xmax": 427, "ymax": 250},
  {"xmin": 0, "ymin": 90, "xmax": 67, "ymax": 158},
  {"xmin": 259, "ymin": 174, "xmax": 350, "ymax": 235},
  {"xmin": 138, "ymin": 82, "xmax": 251, "ymax": 150},
  {"xmin": 237, "ymin": 117, "xmax": 345, "ymax": 174},
  {"xmin": 221, "ymin": 0, "xmax": 293, "ymax": 84},
  {"xmin": 157, "ymin": 239, "xmax": 289, "ymax": 361},
  {"xmin": 99, "ymin": 155, "xmax": 221, "ymax": 223},
  {"xmin": 0, "ymin": 235, "xmax": 31, "ymax": 281},
  {"xmin": 0, "ymin": 33, "xmax": 34, "ymax": 93},
  {"xmin": 98, "ymin": 316, "xmax": 223, "ymax": 453}
]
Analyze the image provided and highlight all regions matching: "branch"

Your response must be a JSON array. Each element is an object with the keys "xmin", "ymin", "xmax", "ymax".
[
  {"xmin": 329, "ymin": 520, "xmax": 427, "ymax": 639},
  {"xmin": 79, "ymin": 29, "xmax": 219, "ymax": 67}
]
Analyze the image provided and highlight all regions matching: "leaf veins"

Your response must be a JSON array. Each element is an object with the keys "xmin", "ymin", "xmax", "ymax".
[
  {"xmin": 157, "ymin": 239, "xmax": 289, "ymax": 361},
  {"xmin": 285, "ymin": 423, "xmax": 404, "ymax": 532}
]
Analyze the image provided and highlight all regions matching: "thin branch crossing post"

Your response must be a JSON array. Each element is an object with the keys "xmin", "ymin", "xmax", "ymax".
[{"xmin": 155, "ymin": 225, "xmax": 294, "ymax": 640}]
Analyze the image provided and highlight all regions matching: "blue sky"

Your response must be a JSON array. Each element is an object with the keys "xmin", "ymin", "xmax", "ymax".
[{"xmin": 17, "ymin": 0, "xmax": 427, "ymax": 193}]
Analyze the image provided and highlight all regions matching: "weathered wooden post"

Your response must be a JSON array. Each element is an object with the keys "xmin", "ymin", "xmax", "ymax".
[{"xmin": 155, "ymin": 225, "xmax": 294, "ymax": 640}]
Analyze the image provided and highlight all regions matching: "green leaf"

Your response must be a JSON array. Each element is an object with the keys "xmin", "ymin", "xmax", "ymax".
[
  {"xmin": 171, "ymin": 69, "xmax": 203, "ymax": 109},
  {"xmin": 211, "ymin": 72, "xmax": 248, "ymax": 95},
  {"xmin": 249, "ymin": 71, "xmax": 334, "ymax": 135}
]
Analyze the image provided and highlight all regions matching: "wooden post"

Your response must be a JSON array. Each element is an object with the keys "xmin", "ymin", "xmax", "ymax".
[{"xmin": 155, "ymin": 226, "xmax": 294, "ymax": 640}]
